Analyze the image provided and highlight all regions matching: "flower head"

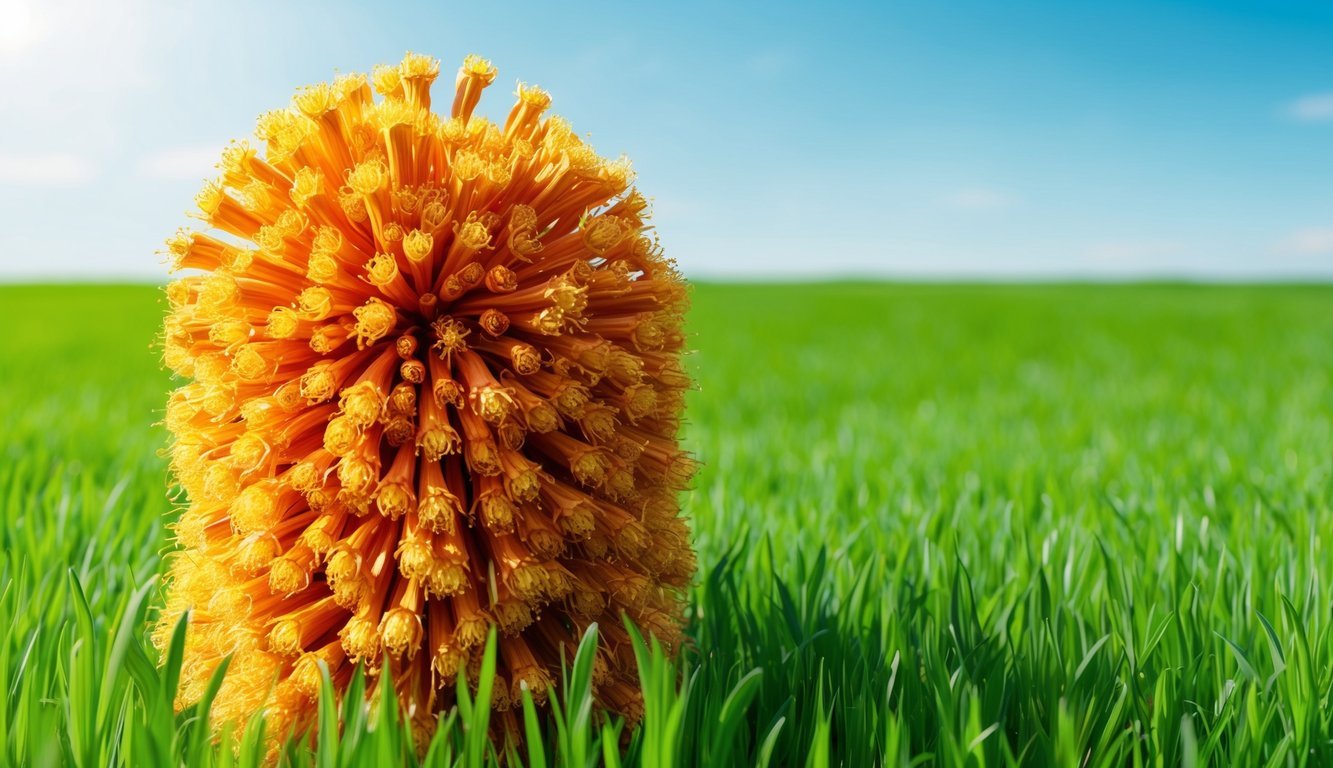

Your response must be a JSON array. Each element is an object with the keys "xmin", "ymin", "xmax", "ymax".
[{"xmin": 155, "ymin": 51, "xmax": 695, "ymax": 742}]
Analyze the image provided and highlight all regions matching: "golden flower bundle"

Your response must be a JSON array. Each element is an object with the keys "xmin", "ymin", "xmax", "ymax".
[{"xmin": 154, "ymin": 51, "xmax": 696, "ymax": 741}]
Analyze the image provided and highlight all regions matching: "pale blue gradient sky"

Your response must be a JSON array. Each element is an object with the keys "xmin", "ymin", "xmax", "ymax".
[{"xmin": 0, "ymin": 0, "xmax": 1331, "ymax": 280}]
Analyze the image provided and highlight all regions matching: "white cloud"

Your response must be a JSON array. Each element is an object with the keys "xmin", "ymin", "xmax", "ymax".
[
  {"xmin": 0, "ymin": 152, "xmax": 95, "ymax": 185},
  {"xmin": 1286, "ymin": 93, "xmax": 1333, "ymax": 122},
  {"xmin": 1276, "ymin": 227, "xmax": 1333, "ymax": 255},
  {"xmin": 944, "ymin": 187, "xmax": 1017, "ymax": 210},
  {"xmin": 137, "ymin": 145, "xmax": 223, "ymax": 180}
]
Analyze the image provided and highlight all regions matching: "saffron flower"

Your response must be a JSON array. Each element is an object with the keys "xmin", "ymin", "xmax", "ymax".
[{"xmin": 154, "ymin": 51, "xmax": 696, "ymax": 741}]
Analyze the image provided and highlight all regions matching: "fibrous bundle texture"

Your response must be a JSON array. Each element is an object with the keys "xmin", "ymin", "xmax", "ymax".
[{"xmin": 155, "ymin": 51, "xmax": 696, "ymax": 742}]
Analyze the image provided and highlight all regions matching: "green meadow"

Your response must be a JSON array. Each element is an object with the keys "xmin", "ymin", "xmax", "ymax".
[{"xmin": 1, "ymin": 281, "xmax": 1331, "ymax": 766}]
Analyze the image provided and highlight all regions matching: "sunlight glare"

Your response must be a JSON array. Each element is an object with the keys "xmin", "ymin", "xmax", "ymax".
[{"xmin": 0, "ymin": 0, "xmax": 39, "ymax": 56}]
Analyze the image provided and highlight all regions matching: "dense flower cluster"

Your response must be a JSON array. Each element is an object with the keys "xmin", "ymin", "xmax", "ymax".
[{"xmin": 154, "ymin": 51, "xmax": 695, "ymax": 741}]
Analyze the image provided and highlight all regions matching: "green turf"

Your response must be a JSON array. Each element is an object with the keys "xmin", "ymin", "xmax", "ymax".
[{"xmin": 1, "ymin": 282, "xmax": 1330, "ymax": 766}]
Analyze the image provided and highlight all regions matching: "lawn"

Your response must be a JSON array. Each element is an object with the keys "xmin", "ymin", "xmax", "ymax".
[{"xmin": 1, "ymin": 282, "xmax": 1330, "ymax": 766}]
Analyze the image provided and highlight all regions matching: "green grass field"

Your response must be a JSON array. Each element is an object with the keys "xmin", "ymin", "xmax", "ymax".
[{"xmin": 1, "ymin": 282, "xmax": 1330, "ymax": 766}]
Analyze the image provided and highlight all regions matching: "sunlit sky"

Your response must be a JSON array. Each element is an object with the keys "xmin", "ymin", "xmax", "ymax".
[{"xmin": 1, "ymin": 0, "xmax": 1331, "ymax": 280}]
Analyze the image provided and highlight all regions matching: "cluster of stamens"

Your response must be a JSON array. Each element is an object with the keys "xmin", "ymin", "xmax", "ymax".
[{"xmin": 154, "ymin": 51, "xmax": 695, "ymax": 743}]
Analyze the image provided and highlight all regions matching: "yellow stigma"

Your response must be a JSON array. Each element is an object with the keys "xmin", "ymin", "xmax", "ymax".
[
  {"xmin": 455, "ymin": 217, "xmax": 491, "ymax": 250},
  {"xmin": 403, "ymin": 229, "xmax": 433, "ymax": 263},
  {"xmin": 299, "ymin": 365, "xmax": 338, "ymax": 403},
  {"xmin": 583, "ymin": 215, "xmax": 629, "ymax": 255},
  {"xmin": 516, "ymin": 82, "xmax": 551, "ymax": 110},
  {"xmin": 236, "ymin": 533, "xmax": 281, "ymax": 572},
  {"xmin": 380, "ymin": 608, "xmax": 423, "ymax": 658},
  {"xmin": 371, "ymin": 63, "xmax": 402, "ymax": 96},
  {"xmin": 291, "ymin": 167, "xmax": 323, "ymax": 207},
  {"xmin": 364, "ymin": 253, "xmax": 400, "ymax": 287},
  {"xmin": 312, "ymin": 225, "xmax": 343, "ymax": 254},
  {"xmin": 418, "ymin": 424, "xmax": 461, "ymax": 461},
  {"xmin": 352, "ymin": 298, "xmax": 397, "ymax": 347},
  {"xmin": 428, "ymin": 563, "xmax": 468, "ymax": 597},
  {"xmin": 232, "ymin": 346, "xmax": 269, "ymax": 381},
  {"xmin": 195, "ymin": 180, "xmax": 226, "ymax": 217},
  {"xmin": 336, "ymin": 456, "xmax": 377, "ymax": 499},
  {"xmin": 199, "ymin": 274, "xmax": 240, "ymax": 309},
  {"xmin": 323, "ymin": 415, "xmax": 361, "ymax": 456},
  {"xmin": 474, "ymin": 387, "xmax": 516, "ymax": 424},
  {"xmin": 460, "ymin": 54, "xmax": 496, "ymax": 82},
  {"xmin": 375, "ymin": 482, "xmax": 414, "ymax": 519},
  {"xmin": 339, "ymin": 381, "xmax": 386, "ymax": 428},
  {"xmin": 346, "ymin": 158, "xmax": 387, "ymax": 196},
  {"xmin": 431, "ymin": 317, "xmax": 470, "ymax": 359},
  {"xmin": 266, "ymin": 306, "xmax": 299, "ymax": 339},
  {"xmin": 298, "ymin": 286, "xmax": 334, "ymax": 320},
  {"xmin": 451, "ymin": 150, "xmax": 486, "ymax": 181},
  {"xmin": 269, "ymin": 619, "xmax": 304, "ymax": 655},
  {"xmin": 269, "ymin": 554, "xmax": 310, "ymax": 594},
  {"xmin": 306, "ymin": 251, "xmax": 339, "ymax": 284},
  {"xmin": 397, "ymin": 537, "xmax": 434, "ymax": 580},
  {"xmin": 340, "ymin": 616, "xmax": 380, "ymax": 662},
  {"xmin": 208, "ymin": 318, "xmax": 251, "ymax": 349},
  {"xmin": 400, "ymin": 51, "xmax": 441, "ymax": 81}
]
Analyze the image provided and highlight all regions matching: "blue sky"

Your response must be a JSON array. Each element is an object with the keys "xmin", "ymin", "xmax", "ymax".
[{"xmin": 0, "ymin": 0, "xmax": 1331, "ymax": 279}]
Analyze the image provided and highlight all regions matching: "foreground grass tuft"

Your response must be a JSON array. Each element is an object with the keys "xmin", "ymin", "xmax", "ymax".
[{"xmin": 0, "ymin": 282, "xmax": 1330, "ymax": 765}]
